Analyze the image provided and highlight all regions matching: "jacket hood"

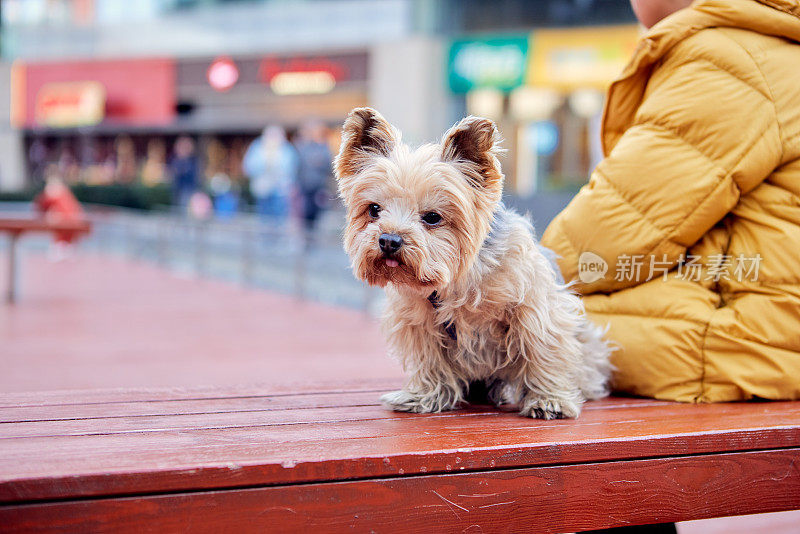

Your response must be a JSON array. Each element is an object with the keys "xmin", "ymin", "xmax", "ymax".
[
  {"xmin": 601, "ymin": 0, "xmax": 800, "ymax": 155},
  {"xmin": 625, "ymin": 0, "xmax": 800, "ymax": 79}
]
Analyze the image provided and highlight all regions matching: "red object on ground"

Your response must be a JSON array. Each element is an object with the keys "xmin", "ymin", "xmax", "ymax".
[
  {"xmin": 33, "ymin": 183, "xmax": 85, "ymax": 243},
  {"xmin": 0, "ymin": 216, "xmax": 92, "ymax": 303}
]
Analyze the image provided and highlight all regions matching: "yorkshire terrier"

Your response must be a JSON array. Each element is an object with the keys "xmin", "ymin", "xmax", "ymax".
[{"xmin": 334, "ymin": 108, "xmax": 612, "ymax": 419}]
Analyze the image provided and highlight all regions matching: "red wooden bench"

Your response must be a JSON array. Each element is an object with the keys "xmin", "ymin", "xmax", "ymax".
[
  {"xmin": 1, "ymin": 252, "xmax": 797, "ymax": 532},
  {"xmin": 0, "ymin": 217, "xmax": 91, "ymax": 303},
  {"xmin": 1, "ymin": 384, "xmax": 798, "ymax": 533}
]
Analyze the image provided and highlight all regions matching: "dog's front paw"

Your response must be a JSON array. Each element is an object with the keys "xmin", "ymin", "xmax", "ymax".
[
  {"xmin": 380, "ymin": 389, "xmax": 458, "ymax": 413},
  {"xmin": 520, "ymin": 396, "xmax": 581, "ymax": 420},
  {"xmin": 381, "ymin": 390, "xmax": 425, "ymax": 412}
]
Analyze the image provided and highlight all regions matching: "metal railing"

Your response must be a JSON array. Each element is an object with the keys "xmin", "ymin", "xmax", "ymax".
[{"xmin": 2, "ymin": 202, "xmax": 381, "ymax": 313}]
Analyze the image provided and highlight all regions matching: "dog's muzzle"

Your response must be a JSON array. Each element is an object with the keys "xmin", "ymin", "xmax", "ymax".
[{"xmin": 378, "ymin": 233, "xmax": 403, "ymax": 255}]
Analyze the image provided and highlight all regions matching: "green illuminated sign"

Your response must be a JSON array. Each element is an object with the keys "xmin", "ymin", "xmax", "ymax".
[{"xmin": 448, "ymin": 35, "xmax": 529, "ymax": 93}]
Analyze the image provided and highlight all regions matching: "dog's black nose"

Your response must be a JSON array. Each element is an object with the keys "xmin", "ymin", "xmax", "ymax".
[{"xmin": 379, "ymin": 233, "xmax": 403, "ymax": 254}]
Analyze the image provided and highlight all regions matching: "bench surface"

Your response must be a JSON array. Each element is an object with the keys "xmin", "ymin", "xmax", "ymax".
[{"xmin": 1, "ymin": 254, "xmax": 799, "ymax": 533}]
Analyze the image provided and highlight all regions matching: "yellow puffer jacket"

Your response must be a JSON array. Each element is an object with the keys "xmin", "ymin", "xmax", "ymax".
[{"xmin": 541, "ymin": 0, "xmax": 800, "ymax": 402}]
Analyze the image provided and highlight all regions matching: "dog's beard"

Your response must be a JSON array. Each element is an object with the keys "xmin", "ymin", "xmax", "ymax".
[
  {"xmin": 347, "ymin": 231, "xmax": 446, "ymax": 290},
  {"xmin": 344, "ymin": 218, "xmax": 473, "ymax": 292},
  {"xmin": 355, "ymin": 248, "xmax": 437, "ymax": 290},
  {"xmin": 368, "ymin": 254, "xmax": 421, "ymax": 287}
]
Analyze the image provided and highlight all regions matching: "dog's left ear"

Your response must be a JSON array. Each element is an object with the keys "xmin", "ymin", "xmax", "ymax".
[
  {"xmin": 335, "ymin": 107, "xmax": 400, "ymax": 180},
  {"xmin": 441, "ymin": 116, "xmax": 504, "ymax": 191}
]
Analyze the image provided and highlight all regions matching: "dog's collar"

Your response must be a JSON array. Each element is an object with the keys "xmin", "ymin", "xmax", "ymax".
[{"xmin": 427, "ymin": 291, "xmax": 457, "ymax": 341}]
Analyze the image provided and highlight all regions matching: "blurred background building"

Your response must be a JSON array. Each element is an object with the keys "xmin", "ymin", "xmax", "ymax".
[{"xmin": 0, "ymin": 0, "xmax": 638, "ymax": 215}]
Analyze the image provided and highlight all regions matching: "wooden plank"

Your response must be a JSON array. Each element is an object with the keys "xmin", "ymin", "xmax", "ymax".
[
  {"xmin": 0, "ymin": 405, "xmax": 494, "ymax": 439},
  {"xmin": 0, "ymin": 391, "xmax": 385, "ymax": 423},
  {"xmin": 3, "ymin": 398, "xmax": 798, "ymax": 447},
  {"xmin": 0, "ymin": 392, "xmax": 670, "ymax": 423},
  {"xmin": 3, "ymin": 449, "xmax": 799, "ymax": 533},
  {"xmin": 0, "ymin": 380, "xmax": 403, "ymax": 408},
  {"xmin": 0, "ymin": 398, "xmax": 674, "ymax": 440},
  {"xmin": 1, "ymin": 400, "xmax": 799, "ymax": 503}
]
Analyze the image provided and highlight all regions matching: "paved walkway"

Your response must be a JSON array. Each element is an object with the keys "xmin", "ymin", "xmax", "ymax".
[{"xmin": 0, "ymin": 251, "xmax": 399, "ymax": 393}]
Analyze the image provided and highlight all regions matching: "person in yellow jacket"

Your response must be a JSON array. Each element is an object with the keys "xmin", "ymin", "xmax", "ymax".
[{"xmin": 541, "ymin": 0, "xmax": 800, "ymax": 403}]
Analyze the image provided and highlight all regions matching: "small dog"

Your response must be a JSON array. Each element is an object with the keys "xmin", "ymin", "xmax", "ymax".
[{"xmin": 334, "ymin": 108, "xmax": 612, "ymax": 419}]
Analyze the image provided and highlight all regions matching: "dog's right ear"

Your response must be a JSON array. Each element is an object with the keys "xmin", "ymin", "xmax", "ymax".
[
  {"xmin": 441, "ymin": 116, "xmax": 503, "ymax": 193},
  {"xmin": 335, "ymin": 108, "xmax": 399, "ymax": 179}
]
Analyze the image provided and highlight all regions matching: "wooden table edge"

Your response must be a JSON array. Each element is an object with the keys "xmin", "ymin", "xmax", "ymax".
[
  {"xmin": 2, "ymin": 425, "xmax": 798, "ymax": 505},
  {"xmin": 2, "ymin": 447, "xmax": 799, "ymax": 533}
]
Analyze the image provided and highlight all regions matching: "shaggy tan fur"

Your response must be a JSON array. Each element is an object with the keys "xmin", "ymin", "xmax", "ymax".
[{"xmin": 335, "ymin": 107, "xmax": 612, "ymax": 419}]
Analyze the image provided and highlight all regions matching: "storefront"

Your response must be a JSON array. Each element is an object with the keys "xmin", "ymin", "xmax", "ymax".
[
  {"xmin": 448, "ymin": 25, "xmax": 640, "ymax": 196},
  {"xmin": 175, "ymin": 52, "xmax": 368, "ymax": 132},
  {"xmin": 11, "ymin": 51, "xmax": 369, "ymax": 188}
]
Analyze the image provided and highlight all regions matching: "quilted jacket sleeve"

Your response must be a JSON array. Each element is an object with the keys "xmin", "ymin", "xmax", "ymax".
[{"xmin": 541, "ymin": 31, "xmax": 783, "ymax": 294}]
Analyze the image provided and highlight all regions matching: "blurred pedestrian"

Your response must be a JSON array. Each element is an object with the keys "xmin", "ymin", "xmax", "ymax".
[
  {"xmin": 243, "ymin": 126, "xmax": 297, "ymax": 224},
  {"xmin": 295, "ymin": 120, "xmax": 333, "ymax": 235},
  {"xmin": 34, "ymin": 169, "xmax": 85, "ymax": 261},
  {"xmin": 170, "ymin": 136, "xmax": 200, "ymax": 210}
]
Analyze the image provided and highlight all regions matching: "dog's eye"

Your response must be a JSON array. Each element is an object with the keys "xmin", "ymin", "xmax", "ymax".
[
  {"xmin": 368, "ymin": 203, "xmax": 381, "ymax": 219},
  {"xmin": 421, "ymin": 212, "xmax": 442, "ymax": 226}
]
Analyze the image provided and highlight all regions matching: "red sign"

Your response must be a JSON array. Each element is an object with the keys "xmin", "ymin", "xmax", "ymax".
[
  {"xmin": 259, "ymin": 56, "xmax": 349, "ymax": 84},
  {"xmin": 14, "ymin": 58, "xmax": 175, "ymax": 129},
  {"xmin": 35, "ymin": 81, "xmax": 106, "ymax": 128},
  {"xmin": 174, "ymin": 52, "xmax": 368, "ymax": 93},
  {"xmin": 206, "ymin": 56, "xmax": 239, "ymax": 92}
]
